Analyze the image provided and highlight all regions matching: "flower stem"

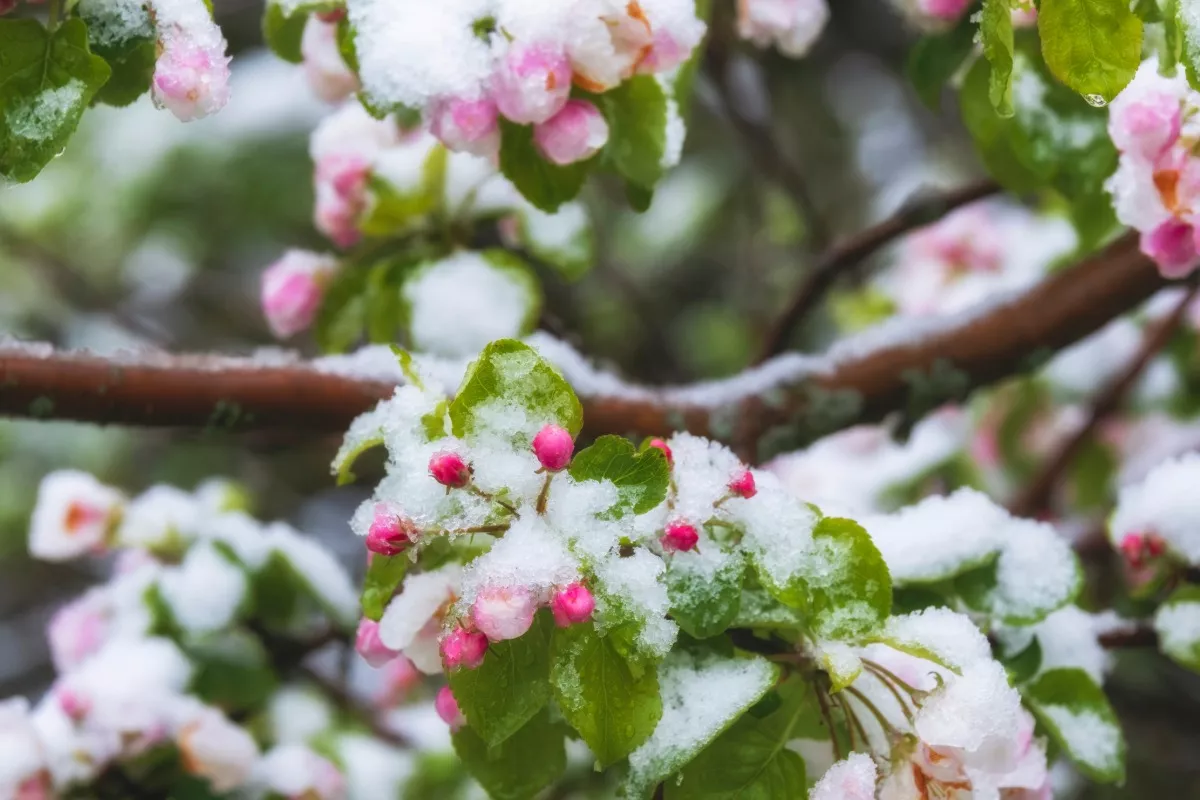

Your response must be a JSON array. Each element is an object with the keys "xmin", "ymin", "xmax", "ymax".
[
  {"xmin": 862, "ymin": 662, "xmax": 916, "ymax": 723},
  {"xmin": 536, "ymin": 473, "xmax": 553, "ymax": 515}
]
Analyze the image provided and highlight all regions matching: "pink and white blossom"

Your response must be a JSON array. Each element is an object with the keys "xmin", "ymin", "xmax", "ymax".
[
  {"xmin": 492, "ymin": 43, "xmax": 572, "ymax": 125},
  {"xmin": 309, "ymin": 104, "xmax": 399, "ymax": 247},
  {"xmin": 257, "ymin": 744, "xmax": 347, "ymax": 800},
  {"xmin": 260, "ymin": 249, "xmax": 339, "ymax": 338},
  {"xmin": 434, "ymin": 686, "xmax": 465, "ymax": 731},
  {"xmin": 440, "ymin": 626, "xmax": 489, "ymax": 670},
  {"xmin": 430, "ymin": 95, "xmax": 500, "ymax": 158},
  {"xmin": 550, "ymin": 583, "xmax": 595, "ymax": 627},
  {"xmin": 533, "ymin": 100, "xmax": 609, "ymax": 165},
  {"xmin": 302, "ymin": 16, "xmax": 358, "ymax": 104},
  {"xmin": 175, "ymin": 705, "xmax": 260, "ymax": 792},
  {"xmin": 736, "ymin": 0, "xmax": 830, "ymax": 58},
  {"xmin": 0, "ymin": 699, "xmax": 49, "ymax": 800},
  {"xmin": 355, "ymin": 618, "xmax": 401, "ymax": 668},
  {"xmin": 810, "ymin": 753, "xmax": 877, "ymax": 800},
  {"xmin": 30, "ymin": 471, "xmax": 124, "ymax": 562},
  {"xmin": 374, "ymin": 656, "xmax": 422, "ymax": 707},
  {"xmin": 471, "ymin": 585, "xmax": 539, "ymax": 642},
  {"xmin": 151, "ymin": 40, "xmax": 231, "ymax": 122}
]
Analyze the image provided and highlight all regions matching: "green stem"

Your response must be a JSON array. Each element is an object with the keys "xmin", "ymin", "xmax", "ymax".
[
  {"xmin": 47, "ymin": 0, "xmax": 62, "ymax": 30},
  {"xmin": 536, "ymin": 473, "xmax": 553, "ymax": 515}
]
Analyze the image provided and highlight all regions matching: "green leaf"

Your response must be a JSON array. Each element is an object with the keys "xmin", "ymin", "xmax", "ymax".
[
  {"xmin": 187, "ymin": 631, "xmax": 278, "ymax": 713},
  {"xmin": 803, "ymin": 517, "xmax": 892, "ymax": 641},
  {"xmin": 1154, "ymin": 584, "xmax": 1200, "ymax": 672},
  {"xmin": 1039, "ymin": 0, "xmax": 1142, "ymax": 103},
  {"xmin": 730, "ymin": 584, "xmax": 804, "ymax": 631},
  {"xmin": 452, "ymin": 709, "xmax": 566, "ymax": 800},
  {"xmin": 263, "ymin": 0, "xmax": 336, "ymax": 63},
  {"xmin": 359, "ymin": 146, "xmax": 447, "ymax": 236},
  {"xmin": 1024, "ymin": 668, "xmax": 1126, "ymax": 783},
  {"xmin": 77, "ymin": 2, "xmax": 156, "ymax": 108},
  {"xmin": 954, "ymin": 529, "xmax": 1081, "ymax": 625},
  {"xmin": 361, "ymin": 554, "xmax": 410, "ymax": 621},
  {"xmin": 550, "ymin": 622, "xmax": 662, "ymax": 767},
  {"xmin": 598, "ymin": 75, "xmax": 668, "ymax": 191},
  {"xmin": 906, "ymin": 15, "xmax": 978, "ymax": 108},
  {"xmin": 666, "ymin": 550, "xmax": 744, "ymax": 639},
  {"xmin": 666, "ymin": 677, "xmax": 813, "ymax": 799},
  {"xmin": 1002, "ymin": 636, "xmax": 1043, "ymax": 686},
  {"xmin": 981, "ymin": 0, "xmax": 1016, "ymax": 116},
  {"xmin": 449, "ymin": 612, "xmax": 553, "ymax": 747},
  {"xmin": 315, "ymin": 264, "xmax": 370, "ymax": 354},
  {"xmin": 449, "ymin": 339, "xmax": 583, "ymax": 444},
  {"xmin": 0, "ymin": 18, "xmax": 111, "ymax": 183},
  {"xmin": 623, "ymin": 653, "xmax": 779, "ymax": 799},
  {"xmin": 1171, "ymin": 0, "xmax": 1200, "ymax": 89},
  {"xmin": 516, "ymin": 204, "xmax": 595, "ymax": 281},
  {"xmin": 498, "ymin": 119, "xmax": 591, "ymax": 212},
  {"xmin": 960, "ymin": 56, "xmax": 1045, "ymax": 194},
  {"xmin": 567, "ymin": 435, "xmax": 670, "ymax": 518}
]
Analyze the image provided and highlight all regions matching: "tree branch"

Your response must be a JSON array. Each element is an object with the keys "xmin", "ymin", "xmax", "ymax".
[
  {"xmin": 0, "ymin": 233, "xmax": 1168, "ymax": 463},
  {"xmin": 757, "ymin": 178, "xmax": 1001, "ymax": 361},
  {"xmin": 1008, "ymin": 281, "xmax": 1198, "ymax": 518}
]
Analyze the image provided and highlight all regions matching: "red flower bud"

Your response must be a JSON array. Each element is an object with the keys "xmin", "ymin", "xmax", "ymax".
[
  {"xmin": 648, "ymin": 437, "xmax": 673, "ymax": 466},
  {"xmin": 532, "ymin": 424, "xmax": 574, "ymax": 471},
  {"xmin": 728, "ymin": 470, "xmax": 756, "ymax": 499},
  {"xmin": 660, "ymin": 521, "xmax": 698, "ymax": 553},
  {"xmin": 551, "ymin": 582, "xmax": 596, "ymax": 627},
  {"xmin": 366, "ymin": 504, "xmax": 418, "ymax": 557}
]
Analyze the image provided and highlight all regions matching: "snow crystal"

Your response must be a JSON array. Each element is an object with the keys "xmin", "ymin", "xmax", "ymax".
[
  {"xmin": 881, "ymin": 608, "xmax": 991, "ymax": 671},
  {"xmin": 378, "ymin": 564, "xmax": 461, "ymax": 651},
  {"xmin": 593, "ymin": 549, "xmax": 677, "ymax": 659},
  {"xmin": 404, "ymin": 251, "xmax": 535, "ymax": 358},
  {"xmin": 626, "ymin": 652, "xmax": 777, "ymax": 793},
  {"xmin": 810, "ymin": 753, "xmax": 878, "ymax": 800},
  {"xmin": 117, "ymin": 485, "xmax": 201, "ymax": 549},
  {"xmin": 158, "ymin": 543, "xmax": 247, "ymax": 635},
  {"xmin": 7, "ymin": 82, "xmax": 85, "ymax": 143},
  {"xmin": 914, "ymin": 661, "xmax": 1023, "ymax": 765},
  {"xmin": 77, "ymin": 0, "xmax": 153, "ymax": 46},
  {"xmin": 1155, "ymin": 599, "xmax": 1200, "ymax": 665},
  {"xmin": 669, "ymin": 432, "xmax": 745, "ymax": 523},
  {"xmin": 458, "ymin": 514, "xmax": 580, "ymax": 606},
  {"xmin": 543, "ymin": 476, "xmax": 627, "ymax": 563},
  {"xmin": 860, "ymin": 488, "xmax": 1009, "ymax": 584},
  {"xmin": 1038, "ymin": 707, "xmax": 1121, "ymax": 772},
  {"xmin": 1111, "ymin": 452, "xmax": 1200, "ymax": 564},
  {"xmin": 725, "ymin": 471, "xmax": 818, "ymax": 592}
]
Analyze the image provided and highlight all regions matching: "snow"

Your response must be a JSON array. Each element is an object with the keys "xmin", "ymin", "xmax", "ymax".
[
  {"xmin": 626, "ymin": 652, "xmax": 777, "ymax": 794},
  {"xmin": 378, "ymin": 565, "xmax": 461, "ymax": 651},
  {"xmin": 116, "ymin": 485, "xmax": 201, "ymax": 550},
  {"xmin": 809, "ymin": 753, "xmax": 877, "ymax": 800},
  {"xmin": 859, "ymin": 488, "xmax": 1009, "ymax": 584},
  {"xmin": 338, "ymin": 734, "xmax": 415, "ymax": 800},
  {"xmin": 403, "ymin": 251, "xmax": 536, "ymax": 358},
  {"xmin": 668, "ymin": 432, "xmax": 745, "ymax": 524},
  {"xmin": 881, "ymin": 608, "xmax": 991, "ymax": 671},
  {"xmin": 267, "ymin": 686, "xmax": 335, "ymax": 745},
  {"xmin": 593, "ymin": 548, "xmax": 677, "ymax": 660},
  {"xmin": 913, "ymin": 661, "xmax": 1023, "ymax": 769},
  {"xmin": 77, "ymin": 0, "xmax": 153, "ymax": 46},
  {"xmin": 1038, "ymin": 707, "xmax": 1121, "ymax": 773},
  {"xmin": 1027, "ymin": 606, "xmax": 1112, "ymax": 684},
  {"xmin": 0, "ymin": 699, "xmax": 44, "ymax": 797},
  {"xmin": 457, "ymin": 514, "xmax": 580, "ymax": 607},
  {"xmin": 1155, "ymin": 597, "xmax": 1200, "ymax": 666},
  {"xmin": 268, "ymin": 523, "xmax": 360, "ymax": 625},
  {"xmin": 986, "ymin": 518, "xmax": 1079, "ymax": 623},
  {"xmin": 7, "ymin": 82, "xmax": 85, "ymax": 143},
  {"xmin": 1111, "ymin": 452, "xmax": 1200, "ymax": 564},
  {"xmin": 158, "ymin": 543, "xmax": 248, "ymax": 635},
  {"xmin": 724, "ymin": 471, "xmax": 819, "ymax": 593}
]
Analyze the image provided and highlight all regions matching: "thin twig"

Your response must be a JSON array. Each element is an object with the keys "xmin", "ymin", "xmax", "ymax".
[
  {"xmin": 1009, "ymin": 282, "xmax": 1200, "ymax": 518},
  {"xmin": 757, "ymin": 179, "xmax": 1001, "ymax": 360}
]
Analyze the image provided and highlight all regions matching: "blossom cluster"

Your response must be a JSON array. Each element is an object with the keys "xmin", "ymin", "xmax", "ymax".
[
  {"xmin": 2, "ymin": 474, "xmax": 405, "ymax": 799},
  {"xmin": 1107, "ymin": 59, "xmax": 1200, "ymax": 278}
]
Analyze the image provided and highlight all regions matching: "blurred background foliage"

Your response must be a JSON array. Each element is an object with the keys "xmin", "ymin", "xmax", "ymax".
[{"xmin": 1, "ymin": 0, "xmax": 1199, "ymax": 796}]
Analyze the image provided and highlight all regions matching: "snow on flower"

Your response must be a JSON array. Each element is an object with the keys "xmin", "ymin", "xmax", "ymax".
[
  {"xmin": 737, "ymin": 0, "xmax": 830, "ymax": 58},
  {"xmin": 1106, "ymin": 59, "xmax": 1200, "ymax": 278},
  {"xmin": 533, "ymin": 99, "xmax": 610, "ymax": 165},
  {"xmin": 0, "ymin": 699, "xmax": 49, "ymax": 799},
  {"xmin": 302, "ymin": 16, "xmax": 359, "ymax": 104},
  {"xmin": 148, "ymin": 0, "xmax": 232, "ymax": 121},
  {"xmin": 1110, "ymin": 451, "xmax": 1200, "ymax": 565},
  {"xmin": 175, "ymin": 703, "xmax": 260, "ymax": 791},
  {"xmin": 256, "ymin": 743, "xmax": 346, "ymax": 799},
  {"xmin": 810, "ymin": 752, "xmax": 877, "ymax": 800},
  {"xmin": 29, "ymin": 470, "xmax": 124, "ymax": 561}
]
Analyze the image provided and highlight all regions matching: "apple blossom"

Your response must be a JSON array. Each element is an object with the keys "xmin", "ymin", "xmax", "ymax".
[
  {"xmin": 260, "ymin": 250, "xmax": 339, "ymax": 339},
  {"xmin": 355, "ymin": 618, "xmax": 401, "ymax": 668},
  {"xmin": 302, "ymin": 16, "xmax": 359, "ymax": 103},
  {"xmin": 550, "ymin": 582, "xmax": 595, "ymax": 627},
  {"xmin": 430, "ymin": 95, "xmax": 500, "ymax": 158},
  {"xmin": 492, "ymin": 43, "xmax": 572, "ymax": 125},
  {"xmin": 533, "ymin": 100, "xmax": 609, "ymax": 165},
  {"xmin": 29, "ymin": 470, "xmax": 124, "ymax": 562},
  {"xmin": 366, "ymin": 503, "xmax": 418, "ymax": 556},
  {"xmin": 736, "ymin": 0, "xmax": 830, "ymax": 58},
  {"xmin": 434, "ymin": 686, "xmax": 465, "ymax": 731},
  {"xmin": 175, "ymin": 705, "xmax": 260, "ymax": 792},
  {"xmin": 471, "ymin": 585, "xmax": 539, "ymax": 641},
  {"xmin": 374, "ymin": 656, "xmax": 422, "ymax": 707},
  {"xmin": 151, "ymin": 40, "xmax": 231, "ymax": 122},
  {"xmin": 440, "ymin": 626, "xmax": 489, "ymax": 670},
  {"xmin": 47, "ymin": 595, "xmax": 109, "ymax": 672}
]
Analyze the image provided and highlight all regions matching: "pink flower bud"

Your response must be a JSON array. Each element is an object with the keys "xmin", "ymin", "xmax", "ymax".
[
  {"xmin": 435, "ymin": 685, "xmax": 465, "ymax": 731},
  {"xmin": 919, "ymin": 0, "xmax": 970, "ymax": 20},
  {"xmin": 355, "ymin": 618, "xmax": 400, "ymax": 668},
  {"xmin": 429, "ymin": 451, "xmax": 471, "ymax": 488},
  {"xmin": 728, "ymin": 470, "xmax": 757, "ymax": 499},
  {"xmin": 550, "ymin": 583, "xmax": 595, "ymax": 628},
  {"xmin": 440, "ymin": 626, "xmax": 489, "ymax": 670},
  {"xmin": 492, "ymin": 42, "xmax": 572, "ymax": 124},
  {"xmin": 471, "ymin": 586, "xmax": 539, "ymax": 642},
  {"xmin": 430, "ymin": 95, "xmax": 500, "ymax": 158},
  {"xmin": 0, "ymin": 0, "xmax": 17, "ymax": 16},
  {"xmin": 260, "ymin": 250, "xmax": 339, "ymax": 338},
  {"xmin": 302, "ymin": 17, "xmax": 358, "ymax": 104},
  {"xmin": 375, "ymin": 656, "xmax": 421, "ymax": 707},
  {"xmin": 315, "ymin": 7, "xmax": 344, "ymax": 22},
  {"xmin": 533, "ymin": 100, "xmax": 609, "ymax": 166},
  {"xmin": 660, "ymin": 521, "xmax": 699, "ymax": 553},
  {"xmin": 639, "ymin": 29, "xmax": 690, "ymax": 74},
  {"xmin": 648, "ymin": 437, "xmax": 674, "ymax": 466},
  {"xmin": 151, "ymin": 40, "xmax": 231, "ymax": 122},
  {"xmin": 1140, "ymin": 219, "xmax": 1199, "ymax": 278},
  {"xmin": 48, "ymin": 598, "xmax": 108, "ymax": 672},
  {"xmin": 1111, "ymin": 94, "xmax": 1182, "ymax": 160},
  {"xmin": 56, "ymin": 685, "xmax": 90, "ymax": 721},
  {"xmin": 532, "ymin": 424, "xmax": 575, "ymax": 471},
  {"xmin": 366, "ymin": 504, "xmax": 418, "ymax": 557}
]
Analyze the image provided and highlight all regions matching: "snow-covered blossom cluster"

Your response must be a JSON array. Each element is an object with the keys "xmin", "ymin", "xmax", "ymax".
[
  {"xmin": 325, "ymin": 336, "xmax": 1117, "ymax": 798},
  {"xmin": 736, "ymin": 0, "xmax": 830, "ymax": 58},
  {"xmin": 3, "ymin": 473, "xmax": 444, "ymax": 799},
  {"xmin": 1107, "ymin": 59, "xmax": 1200, "ymax": 278}
]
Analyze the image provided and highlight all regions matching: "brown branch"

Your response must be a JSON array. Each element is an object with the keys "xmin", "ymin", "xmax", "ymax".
[
  {"xmin": 0, "ymin": 233, "xmax": 1168, "ymax": 463},
  {"xmin": 1099, "ymin": 624, "xmax": 1159, "ymax": 650},
  {"xmin": 1008, "ymin": 281, "xmax": 1199, "ymax": 518},
  {"xmin": 757, "ymin": 179, "xmax": 1002, "ymax": 361}
]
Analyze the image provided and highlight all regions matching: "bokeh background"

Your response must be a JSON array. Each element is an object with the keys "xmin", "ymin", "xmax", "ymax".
[{"xmin": 1, "ymin": 1, "xmax": 1198, "ymax": 796}]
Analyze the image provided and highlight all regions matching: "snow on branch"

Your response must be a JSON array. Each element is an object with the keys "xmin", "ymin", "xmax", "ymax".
[{"xmin": 0, "ymin": 233, "xmax": 1168, "ymax": 461}]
